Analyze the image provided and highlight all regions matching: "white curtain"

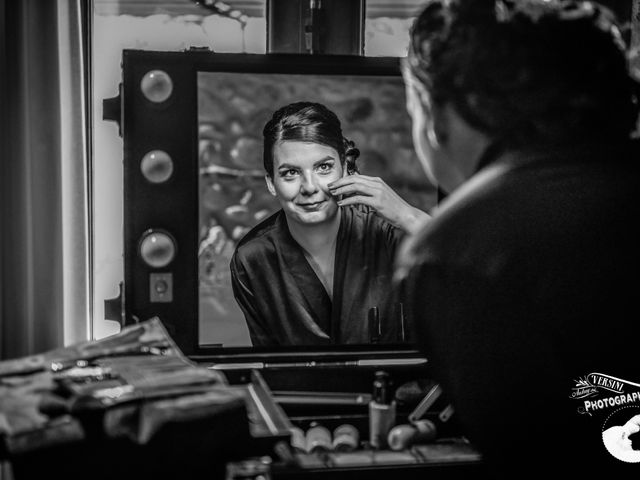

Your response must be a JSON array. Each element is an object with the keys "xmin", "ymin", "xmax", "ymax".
[{"xmin": 0, "ymin": 0, "xmax": 91, "ymax": 361}]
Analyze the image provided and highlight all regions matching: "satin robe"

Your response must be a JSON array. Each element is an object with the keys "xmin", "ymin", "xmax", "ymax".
[{"xmin": 230, "ymin": 204, "xmax": 409, "ymax": 346}]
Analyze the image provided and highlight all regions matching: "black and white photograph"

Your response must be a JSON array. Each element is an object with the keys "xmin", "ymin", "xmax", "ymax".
[{"xmin": 1, "ymin": 0, "xmax": 639, "ymax": 478}]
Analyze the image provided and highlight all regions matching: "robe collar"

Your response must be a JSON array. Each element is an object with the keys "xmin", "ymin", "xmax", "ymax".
[{"xmin": 274, "ymin": 209, "xmax": 350, "ymax": 342}]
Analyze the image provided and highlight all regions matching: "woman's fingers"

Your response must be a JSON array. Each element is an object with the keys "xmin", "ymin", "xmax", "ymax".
[
  {"xmin": 336, "ymin": 194, "xmax": 376, "ymax": 209},
  {"xmin": 329, "ymin": 175, "xmax": 390, "ymax": 201},
  {"xmin": 330, "ymin": 174, "xmax": 430, "ymax": 233},
  {"xmin": 330, "ymin": 182, "xmax": 378, "ymax": 198},
  {"xmin": 329, "ymin": 175, "xmax": 383, "ymax": 192}
]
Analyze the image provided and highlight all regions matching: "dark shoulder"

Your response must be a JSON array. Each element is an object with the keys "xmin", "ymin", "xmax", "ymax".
[
  {"xmin": 233, "ymin": 210, "xmax": 284, "ymax": 262},
  {"xmin": 397, "ymin": 158, "xmax": 522, "ymax": 274},
  {"xmin": 400, "ymin": 141, "xmax": 640, "ymax": 272}
]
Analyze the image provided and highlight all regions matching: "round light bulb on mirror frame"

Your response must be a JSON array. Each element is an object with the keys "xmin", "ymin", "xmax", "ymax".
[
  {"xmin": 140, "ymin": 69, "xmax": 173, "ymax": 103},
  {"xmin": 140, "ymin": 150, "xmax": 174, "ymax": 183},
  {"xmin": 139, "ymin": 229, "xmax": 177, "ymax": 268}
]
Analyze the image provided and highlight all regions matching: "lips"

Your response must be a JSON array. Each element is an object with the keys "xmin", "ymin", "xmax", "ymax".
[{"xmin": 297, "ymin": 200, "xmax": 326, "ymax": 209}]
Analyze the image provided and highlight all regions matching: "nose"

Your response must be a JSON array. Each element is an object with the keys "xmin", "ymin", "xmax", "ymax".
[{"xmin": 299, "ymin": 172, "xmax": 319, "ymax": 195}]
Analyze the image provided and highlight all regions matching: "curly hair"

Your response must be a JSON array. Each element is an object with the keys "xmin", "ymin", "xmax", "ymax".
[
  {"xmin": 405, "ymin": 0, "xmax": 640, "ymax": 147},
  {"xmin": 262, "ymin": 102, "xmax": 360, "ymax": 176}
]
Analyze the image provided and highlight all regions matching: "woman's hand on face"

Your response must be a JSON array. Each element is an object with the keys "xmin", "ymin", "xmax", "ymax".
[{"xmin": 328, "ymin": 174, "xmax": 430, "ymax": 234}]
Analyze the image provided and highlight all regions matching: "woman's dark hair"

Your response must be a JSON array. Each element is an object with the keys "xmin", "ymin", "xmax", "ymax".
[
  {"xmin": 263, "ymin": 102, "xmax": 360, "ymax": 177},
  {"xmin": 405, "ymin": 0, "xmax": 640, "ymax": 147}
]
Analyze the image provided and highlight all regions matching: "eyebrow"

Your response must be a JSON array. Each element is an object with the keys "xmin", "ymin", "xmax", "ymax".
[{"xmin": 277, "ymin": 156, "xmax": 336, "ymax": 170}]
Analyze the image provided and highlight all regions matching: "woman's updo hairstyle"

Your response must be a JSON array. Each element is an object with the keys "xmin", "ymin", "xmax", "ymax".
[
  {"xmin": 343, "ymin": 137, "xmax": 360, "ymax": 174},
  {"xmin": 263, "ymin": 102, "xmax": 360, "ymax": 176}
]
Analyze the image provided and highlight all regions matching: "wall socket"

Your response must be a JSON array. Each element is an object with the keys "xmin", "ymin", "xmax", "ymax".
[{"xmin": 150, "ymin": 272, "xmax": 173, "ymax": 303}]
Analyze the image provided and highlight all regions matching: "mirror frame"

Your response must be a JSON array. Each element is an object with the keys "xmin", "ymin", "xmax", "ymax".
[{"xmin": 117, "ymin": 49, "xmax": 428, "ymax": 366}]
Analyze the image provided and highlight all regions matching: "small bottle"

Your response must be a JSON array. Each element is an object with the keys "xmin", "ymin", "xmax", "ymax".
[{"xmin": 369, "ymin": 371, "xmax": 396, "ymax": 449}]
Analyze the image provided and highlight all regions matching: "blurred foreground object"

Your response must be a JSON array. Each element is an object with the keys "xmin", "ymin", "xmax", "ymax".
[{"xmin": 0, "ymin": 318, "xmax": 251, "ymax": 479}]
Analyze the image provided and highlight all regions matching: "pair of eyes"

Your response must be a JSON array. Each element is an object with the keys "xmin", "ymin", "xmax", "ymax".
[{"xmin": 278, "ymin": 161, "xmax": 336, "ymax": 179}]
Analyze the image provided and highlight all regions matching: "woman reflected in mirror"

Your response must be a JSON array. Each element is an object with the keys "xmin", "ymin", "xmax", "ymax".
[{"xmin": 230, "ymin": 102, "xmax": 429, "ymax": 347}]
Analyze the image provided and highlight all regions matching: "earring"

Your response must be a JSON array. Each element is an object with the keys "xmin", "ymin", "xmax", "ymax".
[
  {"xmin": 426, "ymin": 127, "xmax": 440, "ymax": 147},
  {"xmin": 434, "ymin": 127, "xmax": 448, "ymax": 145}
]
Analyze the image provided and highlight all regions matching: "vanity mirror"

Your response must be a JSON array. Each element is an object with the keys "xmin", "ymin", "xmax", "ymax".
[{"xmin": 105, "ymin": 49, "xmax": 436, "ymax": 365}]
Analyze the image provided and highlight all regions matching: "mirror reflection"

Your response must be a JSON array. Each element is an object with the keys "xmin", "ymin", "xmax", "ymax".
[{"xmin": 197, "ymin": 70, "xmax": 437, "ymax": 347}]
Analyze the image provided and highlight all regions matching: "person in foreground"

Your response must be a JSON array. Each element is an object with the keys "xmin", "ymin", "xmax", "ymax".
[
  {"xmin": 397, "ymin": 0, "xmax": 640, "ymax": 475},
  {"xmin": 230, "ymin": 102, "xmax": 428, "ymax": 346}
]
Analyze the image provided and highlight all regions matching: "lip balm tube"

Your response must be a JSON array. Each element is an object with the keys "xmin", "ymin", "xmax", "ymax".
[
  {"xmin": 332, "ymin": 424, "xmax": 360, "ymax": 452},
  {"xmin": 306, "ymin": 424, "xmax": 332, "ymax": 453},
  {"xmin": 387, "ymin": 419, "xmax": 437, "ymax": 451}
]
